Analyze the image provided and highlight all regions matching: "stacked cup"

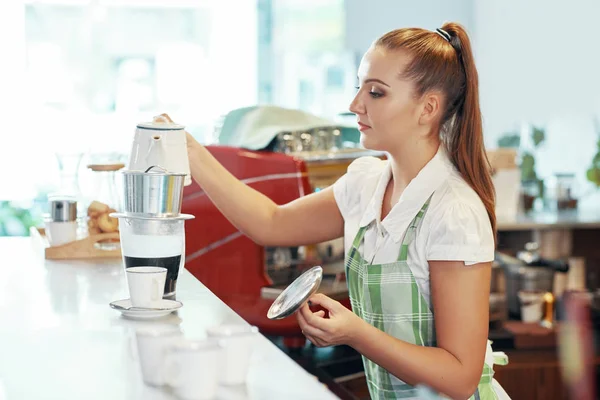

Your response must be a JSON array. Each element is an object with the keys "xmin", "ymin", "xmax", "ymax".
[
  {"xmin": 110, "ymin": 165, "xmax": 195, "ymax": 300},
  {"xmin": 134, "ymin": 323, "xmax": 259, "ymax": 399}
]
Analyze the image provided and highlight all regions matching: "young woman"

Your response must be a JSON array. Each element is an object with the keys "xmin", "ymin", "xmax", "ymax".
[{"xmin": 168, "ymin": 21, "xmax": 510, "ymax": 400}]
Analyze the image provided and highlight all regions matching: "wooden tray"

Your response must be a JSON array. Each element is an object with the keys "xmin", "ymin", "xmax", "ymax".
[{"xmin": 30, "ymin": 227, "xmax": 122, "ymax": 260}]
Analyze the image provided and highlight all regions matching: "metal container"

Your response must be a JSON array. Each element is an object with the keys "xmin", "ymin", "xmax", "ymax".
[
  {"xmin": 497, "ymin": 247, "xmax": 569, "ymax": 317},
  {"xmin": 122, "ymin": 166, "xmax": 186, "ymax": 217},
  {"xmin": 49, "ymin": 198, "xmax": 77, "ymax": 222}
]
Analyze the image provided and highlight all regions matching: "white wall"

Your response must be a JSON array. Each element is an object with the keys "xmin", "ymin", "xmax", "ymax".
[
  {"xmin": 344, "ymin": 0, "xmax": 474, "ymax": 58},
  {"xmin": 474, "ymin": 0, "xmax": 600, "ymax": 204}
]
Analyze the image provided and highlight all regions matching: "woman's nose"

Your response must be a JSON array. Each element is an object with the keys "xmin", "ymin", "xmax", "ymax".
[{"xmin": 349, "ymin": 94, "xmax": 365, "ymax": 115}]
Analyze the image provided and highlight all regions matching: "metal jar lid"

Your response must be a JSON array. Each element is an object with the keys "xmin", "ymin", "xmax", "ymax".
[
  {"xmin": 50, "ymin": 199, "xmax": 78, "ymax": 222},
  {"xmin": 267, "ymin": 266, "xmax": 323, "ymax": 320}
]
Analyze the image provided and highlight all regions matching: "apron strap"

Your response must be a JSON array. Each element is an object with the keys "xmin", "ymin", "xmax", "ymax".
[
  {"xmin": 397, "ymin": 193, "xmax": 434, "ymax": 261},
  {"xmin": 347, "ymin": 192, "xmax": 435, "ymax": 263},
  {"xmin": 351, "ymin": 225, "xmax": 368, "ymax": 249}
]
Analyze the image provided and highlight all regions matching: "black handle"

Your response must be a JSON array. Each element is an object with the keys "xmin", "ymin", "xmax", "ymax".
[
  {"xmin": 550, "ymin": 259, "xmax": 570, "ymax": 273},
  {"xmin": 535, "ymin": 259, "xmax": 570, "ymax": 273}
]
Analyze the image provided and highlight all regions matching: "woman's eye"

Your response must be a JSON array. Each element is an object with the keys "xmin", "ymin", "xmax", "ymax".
[{"xmin": 355, "ymin": 85, "xmax": 384, "ymax": 98}]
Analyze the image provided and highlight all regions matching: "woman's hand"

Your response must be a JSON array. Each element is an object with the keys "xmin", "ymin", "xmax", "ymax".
[
  {"xmin": 296, "ymin": 293, "xmax": 366, "ymax": 348},
  {"xmin": 153, "ymin": 113, "xmax": 200, "ymax": 154}
]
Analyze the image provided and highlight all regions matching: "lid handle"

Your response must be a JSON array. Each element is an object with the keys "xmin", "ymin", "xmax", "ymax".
[{"xmin": 145, "ymin": 165, "xmax": 169, "ymax": 174}]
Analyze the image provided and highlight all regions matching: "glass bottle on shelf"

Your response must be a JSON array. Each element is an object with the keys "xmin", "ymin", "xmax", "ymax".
[
  {"xmin": 520, "ymin": 179, "xmax": 539, "ymax": 213},
  {"xmin": 547, "ymin": 173, "xmax": 578, "ymax": 211},
  {"xmin": 86, "ymin": 163, "xmax": 125, "ymax": 213},
  {"xmin": 51, "ymin": 153, "xmax": 86, "ymax": 237},
  {"xmin": 86, "ymin": 163, "xmax": 125, "ymax": 250}
]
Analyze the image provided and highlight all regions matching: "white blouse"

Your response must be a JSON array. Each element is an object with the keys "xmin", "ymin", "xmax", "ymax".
[{"xmin": 333, "ymin": 146, "xmax": 495, "ymax": 305}]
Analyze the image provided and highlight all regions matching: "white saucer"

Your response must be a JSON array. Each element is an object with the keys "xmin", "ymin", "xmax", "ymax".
[{"xmin": 109, "ymin": 299, "xmax": 183, "ymax": 320}]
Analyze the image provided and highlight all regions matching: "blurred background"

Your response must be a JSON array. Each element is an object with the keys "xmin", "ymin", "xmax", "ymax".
[
  {"xmin": 1, "ymin": 2, "xmax": 599, "ymax": 399},
  {"xmin": 1, "ymin": 0, "xmax": 599, "ymax": 235}
]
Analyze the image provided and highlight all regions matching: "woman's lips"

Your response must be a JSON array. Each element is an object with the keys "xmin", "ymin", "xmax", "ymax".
[{"xmin": 358, "ymin": 122, "xmax": 371, "ymax": 132}]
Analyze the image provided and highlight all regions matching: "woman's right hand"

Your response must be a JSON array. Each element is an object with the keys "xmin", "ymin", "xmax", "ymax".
[
  {"xmin": 153, "ymin": 112, "xmax": 173, "ymax": 124},
  {"xmin": 153, "ymin": 113, "xmax": 200, "ymax": 155}
]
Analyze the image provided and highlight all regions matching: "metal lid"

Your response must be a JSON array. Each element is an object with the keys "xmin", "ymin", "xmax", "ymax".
[
  {"xmin": 121, "ymin": 165, "xmax": 187, "ymax": 177},
  {"xmin": 49, "ymin": 199, "xmax": 77, "ymax": 222},
  {"xmin": 267, "ymin": 266, "xmax": 323, "ymax": 320},
  {"xmin": 517, "ymin": 242, "xmax": 540, "ymax": 264},
  {"xmin": 136, "ymin": 121, "xmax": 185, "ymax": 131}
]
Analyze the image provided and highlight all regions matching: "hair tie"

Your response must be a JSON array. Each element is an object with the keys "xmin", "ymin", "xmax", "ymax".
[{"xmin": 435, "ymin": 28, "xmax": 451, "ymax": 42}]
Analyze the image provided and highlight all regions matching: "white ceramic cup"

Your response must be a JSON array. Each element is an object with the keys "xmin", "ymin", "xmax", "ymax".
[
  {"xmin": 45, "ymin": 219, "xmax": 78, "ymax": 246},
  {"xmin": 165, "ymin": 339, "xmax": 223, "ymax": 400},
  {"xmin": 135, "ymin": 326, "xmax": 184, "ymax": 386},
  {"xmin": 126, "ymin": 266, "xmax": 167, "ymax": 308},
  {"xmin": 518, "ymin": 290, "xmax": 545, "ymax": 322},
  {"xmin": 206, "ymin": 324, "xmax": 258, "ymax": 386}
]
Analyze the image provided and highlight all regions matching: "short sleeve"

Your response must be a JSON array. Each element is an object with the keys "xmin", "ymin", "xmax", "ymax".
[
  {"xmin": 333, "ymin": 156, "xmax": 384, "ymax": 221},
  {"xmin": 425, "ymin": 201, "xmax": 494, "ymax": 265}
]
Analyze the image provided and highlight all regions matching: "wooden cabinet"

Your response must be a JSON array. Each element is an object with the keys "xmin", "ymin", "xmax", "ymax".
[
  {"xmin": 494, "ymin": 362, "xmax": 567, "ymax": 399},
  {"xmin": 493, "ymin": 349, "xmax": 599, "ymax": 400}
]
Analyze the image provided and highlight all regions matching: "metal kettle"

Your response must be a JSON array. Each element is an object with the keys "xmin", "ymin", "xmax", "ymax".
[{"xmin": 497, "ymin": 243, "xmax": 569, "ymax": 317}]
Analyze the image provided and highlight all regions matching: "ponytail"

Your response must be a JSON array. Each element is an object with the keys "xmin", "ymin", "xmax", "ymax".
[{"xmin": 441, "ymin": 22, "xmax": 497, "ymax": 238}]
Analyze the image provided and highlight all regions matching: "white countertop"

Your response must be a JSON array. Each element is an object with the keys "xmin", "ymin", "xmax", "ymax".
[{"xmin": 0, "ymin": 238, "xmax": 338, "ymax": 400}]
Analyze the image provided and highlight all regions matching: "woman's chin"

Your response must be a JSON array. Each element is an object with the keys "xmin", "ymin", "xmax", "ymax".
[{"xmin": 360, "ymin": 135, "xmax": 385, "ymax": 152}]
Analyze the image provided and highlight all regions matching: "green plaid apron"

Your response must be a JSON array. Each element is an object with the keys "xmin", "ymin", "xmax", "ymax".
[{"xmin": 345, "ymin": 195, "xmax": 500, "ymax": 399}]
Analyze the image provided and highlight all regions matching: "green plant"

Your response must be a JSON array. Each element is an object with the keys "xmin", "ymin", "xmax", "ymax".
[
  {"xmin": 532, "ymin": 126, "xmax": 546, "ymax": 147},
  {"xmin": 520, "ymin": 125, "xmax": 545, "ymax": 181},
  {"xmin": 586, "ymin": 118, "xmax": 600, "ymax": 188},
  {"xmin": 497, "ymin": 132, "xmax": 520, "ymax": 148},
  {"xmin": 520, "ymin": 152, "xmax": 537, "ymax": 181},
  {"xmin": 497, "ymin": 125, "xmax": 546, "ymax": 204},
  {"xmin": 0, "ymin": 201, "xmax": 44, "ymax": 237}
]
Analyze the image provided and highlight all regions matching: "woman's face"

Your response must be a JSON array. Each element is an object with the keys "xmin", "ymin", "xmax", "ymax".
[{"xmin": 349, "ymin": 46, "xmax": 426, "ymax": 153}]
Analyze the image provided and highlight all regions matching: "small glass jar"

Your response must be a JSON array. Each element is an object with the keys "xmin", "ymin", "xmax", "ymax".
[
  {"xmin": 520, "ymin": 180, "xmax": 539, "ymax": 212},
  {"xmin": 547, "ymin": 173, "xmax": 578, "ymax": 211},
  {"xmin": 86, "ymin": 163, "xmax": 125, "ymax": 249},
  {"xmin": 87, "ymin": 163, "xmax": 125, "ymax": 211}
]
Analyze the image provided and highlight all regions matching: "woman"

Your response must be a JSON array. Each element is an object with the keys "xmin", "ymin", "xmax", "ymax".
[{"xmin": 172, "ymin": 21, "xmax": 509, "ymax": 400}]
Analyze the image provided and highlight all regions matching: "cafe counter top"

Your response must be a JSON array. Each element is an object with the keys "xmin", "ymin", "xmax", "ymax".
[
  {"xmin": 497, "ymin": 208, "xmax": 600, "ymax": 231},
  {"xmin": 0, "ymin": 238, "xmax": 339, "ymax": 400}
]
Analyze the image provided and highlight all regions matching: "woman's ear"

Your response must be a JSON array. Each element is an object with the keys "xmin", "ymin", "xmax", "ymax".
[{"xmin": 418, "ymin": 92, "xmax": 443, "ymax": 126}]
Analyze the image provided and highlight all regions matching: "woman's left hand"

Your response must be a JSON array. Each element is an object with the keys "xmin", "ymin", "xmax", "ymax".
[{"xmin": 296, "ymin": 293, "xmax": 366, "ymax": 347}]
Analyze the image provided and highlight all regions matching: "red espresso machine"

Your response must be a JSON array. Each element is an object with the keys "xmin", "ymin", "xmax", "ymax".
[{"xmin": 181, "ymin": 143, "xmax": 378, "ymax": 348}]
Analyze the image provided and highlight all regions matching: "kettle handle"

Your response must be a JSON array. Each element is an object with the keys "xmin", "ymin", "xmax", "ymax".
[
  {"xmin": 547, "ymin": 259, "xmax": 570, "ymax": 273},
  {"xmin": 144, "ymin": 165, "xmax": 168, "ymax": 173}
]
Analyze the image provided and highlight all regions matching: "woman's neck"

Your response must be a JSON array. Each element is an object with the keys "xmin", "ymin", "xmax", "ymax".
[{"xmin": 387, "ymin": 137, "xmax": 441, "ymax": 200}]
